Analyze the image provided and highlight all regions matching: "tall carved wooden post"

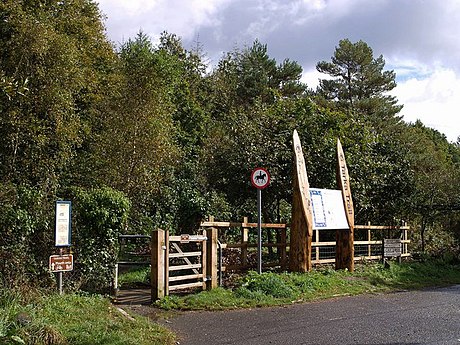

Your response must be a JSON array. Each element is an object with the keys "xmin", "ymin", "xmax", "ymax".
[
  {"xmin": 336, "ymin": 139, "xmax": 354, "ymax": 272},
  {"xmin": 289, "ymin": 130, "xmax": 313, "ymax": 272}
]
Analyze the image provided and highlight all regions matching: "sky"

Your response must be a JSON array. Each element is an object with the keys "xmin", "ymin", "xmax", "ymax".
[{"xmin": 97, "ymin": 0, "xmax": 460, "ymax": 142}]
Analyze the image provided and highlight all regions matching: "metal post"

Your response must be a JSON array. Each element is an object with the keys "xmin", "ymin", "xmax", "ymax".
[
  {"xmin": 114, "ymin": 263, "xmax": 119, "ymax": 299},
  {"xmin": 257, "ymin": 188, "xmax": 262, "ymax": 274},
  {"xmin": 58, "ymin": 248, "xmax": 63, "ymax": 295},
  {"xmin": 217, "ymin": 240, "xmax": 223, "ymax": 286},
  {"xmin": 58, "ymin": 272, "xmax": 63, "ymax": 295}
]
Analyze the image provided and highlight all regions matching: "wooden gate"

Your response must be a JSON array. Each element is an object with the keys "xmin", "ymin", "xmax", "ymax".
[
  {"xmin": 168, "ymin": 232, "xmax": 207, "ymax": 293},
  {"xmin": 151, "ymin": 229, "xmax": 218, "ymax": 301}
]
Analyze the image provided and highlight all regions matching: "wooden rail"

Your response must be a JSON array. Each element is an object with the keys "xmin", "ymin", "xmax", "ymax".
[{"xmin": 200, "ymin": 217, "xmax": 410, "ymax": 272}]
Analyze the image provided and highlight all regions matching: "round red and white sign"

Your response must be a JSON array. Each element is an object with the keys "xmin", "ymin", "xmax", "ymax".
[{"xmin": 251, "ymin": 168, "xmax": 270, "ymax": 189}]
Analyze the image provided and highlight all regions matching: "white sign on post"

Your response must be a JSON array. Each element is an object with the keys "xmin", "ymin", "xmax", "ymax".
[
  {"xmin": 309, "ymin": 188, "xmax": 349, "ymax": 230},
  {"xmin": 55, "ymin": 201, "xmax": 72, "ymax": 247}
]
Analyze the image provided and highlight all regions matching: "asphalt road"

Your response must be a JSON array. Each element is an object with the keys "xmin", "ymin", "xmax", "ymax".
[{"xmin": 162, "ymin": 285, "xmax": 460, "ymax": 345}]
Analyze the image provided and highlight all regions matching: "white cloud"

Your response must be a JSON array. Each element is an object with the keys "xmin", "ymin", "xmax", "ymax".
[
  {"xmin": 98, "ymin": 0, "xmax": 230, "ymax": 44},
  {"xmin": 97, "ymin": 0, "xmax": 159, "ymax": 16},
  {"xmin": 301, "ymin": 68, "xmax": 322, "ymax": 89},
  {"xmin": 392, "ymin": 67, "xmax": 460, "ymax": 142}
]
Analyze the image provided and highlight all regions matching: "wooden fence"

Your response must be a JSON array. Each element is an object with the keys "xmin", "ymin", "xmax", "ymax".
[{"xmin": 200, "ymin": 217, "xmax": 410, "ymax": 272}]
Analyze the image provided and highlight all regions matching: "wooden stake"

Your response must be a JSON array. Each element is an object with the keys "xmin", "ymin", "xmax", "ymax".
[
  {"xmin": 206, "ymin": 227, "xmax": 218, "ymax": 290},
  {"xmin": 151, "ymin": 229, "xmax": 166, "ymax": 301},
  {"xmin": 289, "ymin": 130, "xmax": 313, "ymax": 272},
  {"xmin": 336, "ymin": 139, "xmax": 354, "ymax": 272}
]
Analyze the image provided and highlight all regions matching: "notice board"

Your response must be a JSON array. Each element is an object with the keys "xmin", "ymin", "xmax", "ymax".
[{"xmin": 309, "ymin": 188, "xmax": 349, "ymax": 230}]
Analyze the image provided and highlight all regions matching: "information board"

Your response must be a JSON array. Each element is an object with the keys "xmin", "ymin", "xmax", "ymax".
[
  {"xmin": 55, "ymin": 201, "xmax": 72, "ymax": 247},
  {"xmin": 309, "ymin": 188, "xmax": 349, "ymax": 230}
]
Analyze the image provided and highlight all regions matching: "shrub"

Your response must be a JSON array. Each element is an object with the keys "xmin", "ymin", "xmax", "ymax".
[
  {"xmin": 71, "ymin": 187, "xmax": 130, "ymax": 293},
  {"xmin": 0, "ymin": 183, "xmax": 54, "ymax": 289}
]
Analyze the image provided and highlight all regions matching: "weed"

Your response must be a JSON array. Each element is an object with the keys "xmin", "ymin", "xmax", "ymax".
[
  {"xmin": 237, "ymin": 271, "xmax": 298, "ymax": 299},
  {"xmin": 155, "ymin": 295, "xmax": 183, "ymax": 310}
]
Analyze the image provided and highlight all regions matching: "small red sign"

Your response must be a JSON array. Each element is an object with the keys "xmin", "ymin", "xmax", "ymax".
[
  {"xmin": 251, "ymin": 168, "xmax": 270, "ymax": 189},
  {"xmin": 49, "ymin": 254, "xmax": 73, "ymax": 272}
]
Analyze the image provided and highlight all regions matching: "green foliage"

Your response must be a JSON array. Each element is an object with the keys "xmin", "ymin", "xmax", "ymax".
[
  {"xmin": 402, "ymin": 122, "xmax": 460, "ymax": 252},
  {"xmin": 117, "ymin": 267, "xmax": 150, "ymax": 288},
  {"xmin": 71, "ymin": 187, "xmax": 130, "ymax": 293},
  {"xmin": 1, "ymin": 0, "xmax": 459, "ymax": 291},
  {"xmin": 155, "ymin": 261, "xmax": 460, "ymax": 311},
  {"xmin": 0, "ymin": 290, "xmax": 24, "ymax": 341},
  {"xmin": 362, "ymin": 260, "xmax": 460, "ymax": 289},
  {"xmin": 0, "ymin": 184, "xmax": 53, "ymax": 289},
  {"xmin": 315, "ymin": 39, "xmax": 416, "ymax": 224},
  {"xmin": 0, "ymin": 0, "xmax": 115, "ymax": 191},
  {"xmin": 316, "ymin": 38, "xmax": 402, "ymax": 124},
  {"xmin": 204, "ymin": 44, "xmax": 311, "ymax": 222},
  {"xmin": 0, "ymin": 70, "xmax": 28, "ymax": 101},
  {"xmin": 0, "ymin": 290, "xmax": 175, "ymax": 345},
  {"xmin": 235, "ymin": 271, "xmax": 297, "ymax": 299},
  {"xmin": 87, "ymin": 32, "xmax": 178, "ymax": 231}
]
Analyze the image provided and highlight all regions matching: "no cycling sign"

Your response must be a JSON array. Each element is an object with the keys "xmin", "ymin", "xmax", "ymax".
[{"xmin": 251, "ymin": 167, "xmax": 270, "ymax": 189}]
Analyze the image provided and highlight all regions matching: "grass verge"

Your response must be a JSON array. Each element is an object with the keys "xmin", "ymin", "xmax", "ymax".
[
  {"xmin": 0, "ymin": 290, "xmax": 175, "ymax": 345},
  {"xmin": 154, "ymin": 260, "xmax": 460, "ymax": 311}
]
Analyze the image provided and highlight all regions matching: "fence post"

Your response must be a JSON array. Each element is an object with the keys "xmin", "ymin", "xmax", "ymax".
[
  {"xmin": 315, "ymin": 228, "xmax": 320, "ymax": 263},
  {"xmin": 279, "ymin": 226, "xmax": 287, "ymax": 269},
  {"xmin": 206, "ymin": 226, "xmax": 218, "ymax": 290},
  {"xmin": 201, "ymin": 229, "xmax": 207, "ymax": 290},
  {"xmin": 242, "ymin": 216, "xmax": 249, "ymax": 267},
  {"xmin": 367, "ymin": 221, "xmax": 372, "ymax": 258},
  {"xmin": 151, "ymin": 229, "xmax": 166, "ymax": 301},
  {"xmin": 403, "ymin": 222, "xmax": 408, "ymax": 256},
  {"xmin": 165, "ymin": 231, "xmax": 169, "ymax": 295}
]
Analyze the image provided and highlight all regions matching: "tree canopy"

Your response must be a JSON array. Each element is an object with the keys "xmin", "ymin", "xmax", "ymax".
[
  {"xmin": 1, "ymin": 1, "xmax": 459, "ymax": 287},
  {"xmin": 316, "ymin": 39, "xmax": 402, "ymax": 127}
]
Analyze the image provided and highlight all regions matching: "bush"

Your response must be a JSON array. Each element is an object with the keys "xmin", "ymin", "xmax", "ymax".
[
  {"xmin": 71, "ymin": 187, "xmax": 130, "ymax": 293},
  {"xmin": 0, "ymin": 183, "xmax": 54, "ymax": 289}
]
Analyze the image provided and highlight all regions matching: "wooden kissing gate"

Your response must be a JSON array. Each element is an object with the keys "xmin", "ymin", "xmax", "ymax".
[{"xmin": 151, "ymin": 228, "xmax": 218, "ymax": 301}]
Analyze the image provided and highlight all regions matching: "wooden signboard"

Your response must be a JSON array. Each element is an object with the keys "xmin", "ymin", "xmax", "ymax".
[
  {"xmin": 336, "ymin": 139, "xmax": 354, "ymax": 271},
  {"xmin": 383, "ymin": 239, "xmax": 402, "ymax": 258},
  {"xmin": 289, "ymin": 130, "xmax": 313, "ymax": 272},
  {"xmin": 49, "ymin": 254, "xmax": 73, "ymax": 272}
]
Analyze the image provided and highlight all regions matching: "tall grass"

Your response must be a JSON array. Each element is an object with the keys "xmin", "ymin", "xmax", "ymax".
[
  {"xmin": 0, "ymin": 289, "xmax": 25, "ymax": 342},
  {"xmin": 155, "ymin": 260, "xmax": 460, "ymax": 311},
  {"xmin": 0, "ymin": 289, "xmax": 175, "ymax": 345}
]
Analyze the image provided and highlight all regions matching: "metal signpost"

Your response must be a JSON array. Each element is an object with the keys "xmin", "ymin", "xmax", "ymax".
[
  {"xmin": 52, "ymin": 201, "xmax": 72, "ymax": 294},
  {"xmin": 251, "ymin": 168, "xmax": 270, "ymax": 274}
]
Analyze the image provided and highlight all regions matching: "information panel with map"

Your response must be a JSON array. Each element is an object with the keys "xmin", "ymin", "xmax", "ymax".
[{"xmin": 309, "ymin": 188, "xmax": 349, "ymax": 230}]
